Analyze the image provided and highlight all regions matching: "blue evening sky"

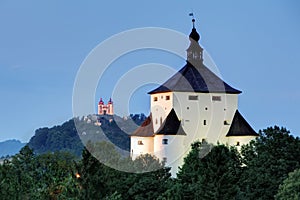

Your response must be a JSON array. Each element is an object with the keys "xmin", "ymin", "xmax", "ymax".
[{"xmin": 0, "ymin": 0, "xmax": 299, "ymax": 142}]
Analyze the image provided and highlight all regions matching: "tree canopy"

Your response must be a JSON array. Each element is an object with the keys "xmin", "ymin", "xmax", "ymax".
[{"xmin": 1, "ymin": 125, "xmax": 299, "ymax": 199}]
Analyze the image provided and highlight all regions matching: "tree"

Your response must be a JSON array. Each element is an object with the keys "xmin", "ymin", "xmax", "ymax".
[
  {"xmin": 77, "ymin": 143, "xmax": 108, "ymax": 199},
  {"xmin": 239, "ymin": 126, "xmax": 300, "ymax": 199},
  {"xmin": 125, "ymin": 154, "xmax": 171, "ymax": 200},
  {"xmin": 176, "ymin": 141, "xmax": 242, "ymax": 199},
  {"xmin": 0, "ymin": 159, "xmax": 20, "ymax": 200},
  {"xmin": 275, "ymin": 168, "xmax": 300, "ymax": 200},
  {"xmin": 11, "ymin": 145, "xmax": 37, "ymax": 199}
]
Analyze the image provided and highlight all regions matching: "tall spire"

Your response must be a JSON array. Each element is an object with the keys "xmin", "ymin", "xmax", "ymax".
[{"xmin": 187, "ymin": 15, "xmax": 203, "ymax": 66}]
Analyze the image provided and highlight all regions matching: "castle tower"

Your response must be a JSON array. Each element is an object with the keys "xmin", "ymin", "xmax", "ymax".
[
  {"xmin": 130, "ymin": 18, "xmax": 257, "ymax": 176},
  {"xmin": 107, "ymin": 98, "xmax": 114, "ymax": 115}
]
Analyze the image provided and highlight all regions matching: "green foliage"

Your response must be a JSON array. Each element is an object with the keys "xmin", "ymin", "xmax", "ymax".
[
  {"xmin": 28, "ymin": 116, "xmax": 135, "ymax": 157},
  {"xmin": 0, "ymin": 145, "xmax": 80, "ymax": 199},
  {"xmin": 275, "ymin": 168, "xmax": 300, "ymax": 200},
  {"xmin": 77, "ymin": 141, "xmax": 171, "ymax": 200},
  {"xmin": 28, "ymin": 119, "xmax": 84, "ymax": 156},
  {"xmin": 176, "ymin": 141, "xmax": 242, "ymax": 199},
  {"xmin": 1, "ymin": 125, "xmax": 300, "ymax": 200},
  {"xmin": 239, "ymin": 126, "xmax": 300, "ymax": 199}
]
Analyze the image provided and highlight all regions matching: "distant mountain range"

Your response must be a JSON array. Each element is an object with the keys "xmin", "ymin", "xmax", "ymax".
[{"xmin": 0, "ymin": 139, "xmax": 26, "ymax": 157}]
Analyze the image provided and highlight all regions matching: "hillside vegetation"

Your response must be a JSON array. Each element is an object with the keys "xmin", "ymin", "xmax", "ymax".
[{"xmin": 27, "ymin": 114, "xmax": 145, "ymax": 156}]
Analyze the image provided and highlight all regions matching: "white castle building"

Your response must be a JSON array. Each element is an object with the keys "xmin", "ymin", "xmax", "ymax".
[{"xmin": 130, "ymin": 19, "xmax": 257, "ymax": 176}]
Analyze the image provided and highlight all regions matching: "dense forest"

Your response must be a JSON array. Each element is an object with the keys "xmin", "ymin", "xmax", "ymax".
[{"xmin": 0, "ymin": 126, "xmax": 299, "ymax": 199}]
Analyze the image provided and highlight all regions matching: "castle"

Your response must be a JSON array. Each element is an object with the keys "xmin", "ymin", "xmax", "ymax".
[
  {"xmin": 98, "ymin": 98, "xmax": 114, "ymax": 115},
  {"xmin": 130, "ymin": 19, "xmax": 258, "ymax": 176}
]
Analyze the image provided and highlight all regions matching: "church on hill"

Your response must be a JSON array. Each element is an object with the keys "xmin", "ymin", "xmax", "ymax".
[
  {"xmin": 98, "ymin": 98, "xmax": 114, "ymax": 115},
  {"xmin": 130, "ymin": 18, "xmax": 258, "ymax": 176}
]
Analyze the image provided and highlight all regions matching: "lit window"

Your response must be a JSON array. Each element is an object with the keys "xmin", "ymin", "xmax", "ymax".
[
  {"xmin": 236, "ymin": 141, "xmax": 240, "ymax": 146},
  {"xmin": 138, "ymin": 141, "xmax": 143, "ymax": 145},
  {"xmin": 154, "ymin": 97, "xmax": 158, "ymax": 101},
  {"xmin": 162, "ymin": 139, "xmax": 168, "ymax": 145},
  {"xmin": 212, "ymin": 96, "xmax": 221, "ymax": 101},
  {"xmin": 166, "ymin": 95, "xmax": 170, "ymax": 100},
  {"xmin": 203, "ymin": 120, "xmax": 207, "ymax": 125},
  {"xmin": 188, "ymin": 95, "xmax": 198, "ymax": 100}
]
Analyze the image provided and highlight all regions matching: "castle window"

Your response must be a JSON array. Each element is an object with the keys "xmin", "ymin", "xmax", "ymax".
[
  {"xmin": 162, "ymin": 157, "xmax": 167, "ymax": 163},
  {"xmin": 205, "ymin": 107, "xmax": 208, "ymax": 110},
  {"xmin": 212, "ymin": 96, "xmax": 221, "ymax": 101},
  {"xmin": 188, "ymin": 95, "xmax": 198, "ymax": 100},
  {"xmin": 166, "ymin": 95, "xmax": 170, "ymax": 100},
  {"xmin": 224, "ymin": 120, "xmax": 230, "ymax": 125},
  {"xmin": 203, "ymin": 120, "xmax": 207, "ymax": 125},
  {"xmin": 160, "ymin": 117, "xmax": 163, "ymax": 125},
  {"xmin": 154, "ymin": 97, "xmax": 158, "ymax": 101},
  {"xmin": 155, "ymin": 118, "xmax": 158, "ymax": 124},
  {"xmin": 236, "ymin": 141, "xmax": 240, "ymax": 146},
  {"xmin": 162, "ymin": 139, "xmax": 168, "ymax": 145},
  {"xmin": 187, "ymin": 107, "xmax": 189, "ymax": 110},
  {"xmin": 138, "ymin": 140, "xmax": 143, "ymax": 145}
]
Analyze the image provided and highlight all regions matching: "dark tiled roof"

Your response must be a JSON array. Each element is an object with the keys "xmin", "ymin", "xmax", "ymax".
[
  {"xmin": 226, "ymin": 110, "xmax": 258, "ymax": 137},
  {"xmin": 156, "ymin": 109, "xmax": 187, "ymax": 135},
  {"xmin": 131, "ymin": 114, "xmax": 154, "ymax": 137},
  {"xmin": 148, "ymin": 62, "xmax": 241, "ymax": 94}
]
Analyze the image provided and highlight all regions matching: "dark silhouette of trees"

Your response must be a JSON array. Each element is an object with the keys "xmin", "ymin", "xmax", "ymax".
[{"xmin": 0, "ymin": 126, "xmax": 299, "ymax": 199}]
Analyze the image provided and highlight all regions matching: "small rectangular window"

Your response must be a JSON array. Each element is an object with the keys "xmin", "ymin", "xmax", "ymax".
[
  {"xmin": 236, "ymin": 141, "xmax": 240, "ymax": 146},
  {"xmin": 162, "ymin": 157, "xmax": 167, "ymax": 163},
  {"xmin": 162, "ymin": 139, "xmax": 168, "ymax": 145},
  {"xmin": 166, "ymin": 95, "xmax": 170, "ymax": 100},
  {"xmin": 188, "ymin": 95, "xmax": 198, "ymax": 100},
  {"xmin": 224, "ymin": 120, "xmax": 230, "ymax": 125},
  {"xmin": 203, "ymin": 120, "xmax": 207, "ymax": 125},
  {"xmin": 154, "ymin": 97, "xmax": 158, "ymax": 101},
  {"xmin": 212, "ymin": 96, "xmax": 221, "ymax": 101},
  {"xmin": 138, "ymin": 141, "xmax": 143, "ymax": 145}
]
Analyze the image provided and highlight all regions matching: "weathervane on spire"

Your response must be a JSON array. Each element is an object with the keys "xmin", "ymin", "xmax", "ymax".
[{"xmin": 189, "ymin": 12, "xmax": 195, "ymax": 28}]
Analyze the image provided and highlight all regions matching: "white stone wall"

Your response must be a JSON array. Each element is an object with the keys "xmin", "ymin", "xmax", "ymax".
[
  {"xmin": 130, "ymin": 136, "xmax": 154, "ymax": 160},
  {"xmin": 225, "ymin": 135, "xmax": 257, "ymax": 151},
  {"xmin": 134, "ymin": 91, "xmax": 257, "ymax": 177},
  {"xmin": 172, "ymin": 92, "xmax": 238, "ymax": 144},
  {"xmin": 153, "ymin": 134, "xmax": 187, "ymax": 176},
  {"xmin": 150, "ymin": 92, "xmax": 173, "ymax": 132}
]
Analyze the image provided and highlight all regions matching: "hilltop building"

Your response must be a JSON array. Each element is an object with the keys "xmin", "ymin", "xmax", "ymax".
[
  {"xmin": 130, "ymin": 19, "xmax": 258, "ymax": 176},
  {"xmin": 98, "ymin": 98, "xmax": 114, "ymax": 115}
]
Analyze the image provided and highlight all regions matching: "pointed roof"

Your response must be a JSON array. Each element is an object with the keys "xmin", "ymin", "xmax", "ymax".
[
  {"xmin": 131, "ymin": 114, "xmax": 154, "ymax": 137},
  {"xmin": 226, "ymin": 110, "xmax": 258, "ymax": 137},
  {"xmin": 99, "ymin": 98, "xmax": 104, "ymax": 105},
  {"xmin": 156, "ymin": 109, "xmax": 187, "ymax": 135},
  {"xmin": 148, "ymin": 62, "xmax": 241, "ymax": 94}
]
